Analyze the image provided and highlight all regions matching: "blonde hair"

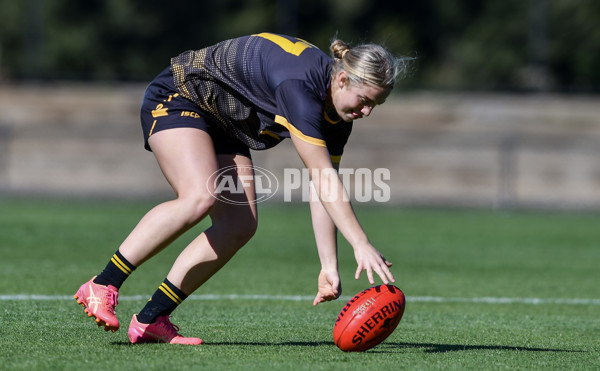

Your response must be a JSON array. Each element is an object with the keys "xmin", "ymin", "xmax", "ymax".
[{"xmin": 330, "ymin": 39, "xmax": 409, "ymax": 92}]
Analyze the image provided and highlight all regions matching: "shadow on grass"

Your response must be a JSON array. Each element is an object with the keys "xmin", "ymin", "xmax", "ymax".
[
  {"xmin": 111, "ymin": 340, "xmax": 583, "ymax": 353},
  {"xmin": 372, "ymin": 342, "xmax": 585, "ymax": 354}
]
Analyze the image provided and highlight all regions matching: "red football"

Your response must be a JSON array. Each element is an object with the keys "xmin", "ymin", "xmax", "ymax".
[{"xmin": 333, "ymin": 284, "xmax": 405, "ymax": 352}]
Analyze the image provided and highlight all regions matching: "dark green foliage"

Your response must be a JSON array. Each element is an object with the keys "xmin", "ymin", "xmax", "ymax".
[{"xmin": 1, "ymin": 0, "xmax": 599, "ymax": 91}]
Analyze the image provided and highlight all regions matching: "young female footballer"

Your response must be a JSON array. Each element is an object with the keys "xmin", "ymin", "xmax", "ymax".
[{"xmin": 75, "ymin": 33, "xmax": 409, "ymax": 344}]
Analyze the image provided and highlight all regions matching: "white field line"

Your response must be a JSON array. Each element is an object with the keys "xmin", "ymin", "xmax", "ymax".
[{"xmin": 1, "ymin": 294, "xmax": 599, "ymax": 305}]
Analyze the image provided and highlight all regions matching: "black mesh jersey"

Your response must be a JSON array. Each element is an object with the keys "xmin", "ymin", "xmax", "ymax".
[{"xmin": 170, "ymin": 33, "xmax": 352, "ymax": 161}]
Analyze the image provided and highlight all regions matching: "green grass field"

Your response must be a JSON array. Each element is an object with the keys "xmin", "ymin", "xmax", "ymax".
[{"xmin": 1, "ymin": 198, "xmax": 598, "ymax": 370}]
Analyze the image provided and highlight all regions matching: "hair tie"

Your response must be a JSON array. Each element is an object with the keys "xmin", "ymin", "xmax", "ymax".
[{"xmin": 341, "ymin": 49, "xmax": 350, "ymax": 59}]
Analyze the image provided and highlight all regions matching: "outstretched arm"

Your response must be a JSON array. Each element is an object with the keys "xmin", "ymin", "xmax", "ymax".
[{"xmin": 291, "ymin": 135, "xmax": 395, "ymax": 286}]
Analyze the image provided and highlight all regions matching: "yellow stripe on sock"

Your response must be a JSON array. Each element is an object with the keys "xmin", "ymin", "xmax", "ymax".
[
  {"xmin": 111, "ymin": 255, "xmax": 132, "ymax": 275},
  {"xmin": 161, "ymin": 283, "xmax": 183, "ymax": 304},
  {"xmin": 159, "ymin": 284, "xmax": 182, "ymax": 305}
]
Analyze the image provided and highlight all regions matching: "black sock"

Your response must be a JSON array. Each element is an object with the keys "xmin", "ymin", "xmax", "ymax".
[
  {"xmin": 93, "ymin": 250, "xmax": 136, "ymax": 289},
  {"xmin": 137, "ymin": 278, "xmax": 188, "ymax": 324}
]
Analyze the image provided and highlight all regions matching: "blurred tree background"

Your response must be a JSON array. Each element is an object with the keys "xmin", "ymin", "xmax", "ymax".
[{"xmin": 0, "ymin": 0, "xmax": 598, "ymax": 92}]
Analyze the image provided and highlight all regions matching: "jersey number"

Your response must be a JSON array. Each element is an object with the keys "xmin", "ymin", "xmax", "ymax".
[{"xmin": 254, "ymin": 32, "xmax": 314, "ymax": 56}]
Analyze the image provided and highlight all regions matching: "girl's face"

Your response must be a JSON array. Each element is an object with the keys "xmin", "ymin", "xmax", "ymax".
[{"xmin": 330, "ymin": 71, "xmax": 389, "ymax": 122}]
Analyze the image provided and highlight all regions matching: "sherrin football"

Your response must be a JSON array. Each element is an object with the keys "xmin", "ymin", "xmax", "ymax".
[{"xmin": 333, "ymin": 284, "xmax": 405, "ymax": 352}]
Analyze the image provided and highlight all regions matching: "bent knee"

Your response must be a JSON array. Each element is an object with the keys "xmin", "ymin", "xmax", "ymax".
[
  {"xmin": 239, "ymin": 217, "xmax": 258, "ymax": 242},
  {"xmin": 179, "ymin": 193, "xmax": 217, "ymax": 224},
  {"xmin": 230, "ymin": 217, "xmax": 258, "ymax": 246},
  {"xmin": 216, "ymin": 214, "xmax": 258, "ymax": 247}
]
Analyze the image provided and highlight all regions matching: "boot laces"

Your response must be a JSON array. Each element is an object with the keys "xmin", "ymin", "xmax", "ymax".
[
  {"xmin": 104, "ymin": 288, "xmax": 118, "ymax": 314},
  {"xmin": 157, "ymin": 316, "xmax": 180, "ymax": 337}
]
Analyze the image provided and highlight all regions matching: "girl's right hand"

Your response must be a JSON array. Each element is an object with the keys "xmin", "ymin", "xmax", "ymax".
[{"xmin": 313, "ymin": 269, "xmax": 342, "ymax": 306}]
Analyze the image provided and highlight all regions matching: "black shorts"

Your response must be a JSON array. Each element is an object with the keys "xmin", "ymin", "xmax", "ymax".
[{"xmin": 140, "ymin": 67, "xmax": 251, "ymax": 157}]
